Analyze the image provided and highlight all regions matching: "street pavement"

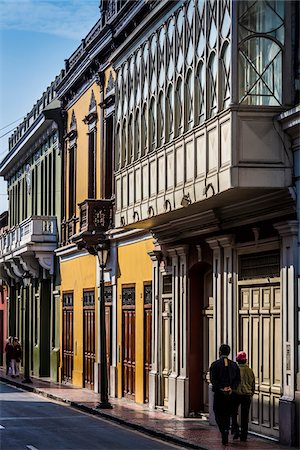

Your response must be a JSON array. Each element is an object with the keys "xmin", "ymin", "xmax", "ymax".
[
  {"xmin": 0, "ymin": 369, "xmax": 291, "ymax": 450},
  {"xmin": 0, "ymin": 382, "xmax": 182, "ymax": 450}
]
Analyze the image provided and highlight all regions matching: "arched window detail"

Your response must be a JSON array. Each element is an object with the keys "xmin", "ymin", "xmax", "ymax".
[
  {"xmin": 122, "ymin": 63, "xmax": 128, "ymax": 115},
  {"xmin": 166, "ymin": 84, "xmax": 173, "ymax": 142},
  {"xmin": 185, "ymin": 70, "xmax": 193, "ymax": 130},
  {"xmin": 158, "ymin": 27, "xmax": 165, "ymax": 89},
  {"xmin": 167, "ymin": 19, "xmax": 175, "ymax": 82},
  {"xmin": 128, "ymin": 115, "xmax": 133, "ymax": 163},
  {"xmin": 149, "ymin": 97, "xmax": 156, "ymax": 151},
  {"xmin": 134, "ymin": 109, "xmax": 140, "ymax": 160},
  {"xmin": 176, "ymin": 9, "xmax": 184, "ymax": 75},
  {"xmin": 196, "ymin": 62, "xmax": 205, "ymax": 125},
  {"xmin": 150, "ymin": 35, "xmax": 157, "ymax": 95},
  {"xmin": 220, "ymin": 42, "xmax": 230, "ymax": 109},
  {"xmin": 186, "ymin": 1, "xmax": 194, "ymax": 66},
  {"xmin": 129, "ymin": 57, "xmax": 135, "ymax": 111},
  {"xmin": 121, "ymin": 120, "xmax": 126, "ymax": 167},
  {"xmin": 141, "ymin": 103, "xmax": 147, "ymax": 156},
  {"xmin": 207, "ymin": 52, "xmax": 217, "ymax": 118},
  {"xmin": 175, "ymin": 78, "xmax": 183, "ymax": 136},
  {"xmin": 157, "ymin": 91, "xmax": 164, "ymax": 147}
]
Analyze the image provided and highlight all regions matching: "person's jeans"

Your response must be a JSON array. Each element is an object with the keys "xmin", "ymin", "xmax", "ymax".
[
  {"xmin": 232, "ymin": 394, "xmax": 252, "ymax": 438},
  {"xmin": 213, "ymin": 391, "xmax": 234, "ymax": 435}
]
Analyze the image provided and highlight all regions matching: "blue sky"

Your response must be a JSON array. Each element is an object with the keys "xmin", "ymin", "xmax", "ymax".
[{"xmin": 0, "ymin": 0, "xmax": 100, "ymax": 213}]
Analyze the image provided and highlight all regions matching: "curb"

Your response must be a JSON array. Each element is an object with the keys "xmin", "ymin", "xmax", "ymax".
[{"xmin": 1, "ymin": 376, "xmax": 206, "ymax": 450}]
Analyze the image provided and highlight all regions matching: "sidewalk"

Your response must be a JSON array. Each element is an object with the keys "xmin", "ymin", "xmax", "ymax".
[{"xmin": 0, "ymin": 368, "xmax": 289, "ymax": 450}]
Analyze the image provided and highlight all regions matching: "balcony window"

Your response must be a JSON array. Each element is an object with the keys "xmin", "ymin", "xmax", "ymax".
[
  {"xmin": 149, "ymin": 97, "xmax": 156, "ymax": 151},
  {"xmin": 196, "ymin": 62, "xmax": 205, "ymax": 124},
  {"xmin": 166, "ymin": 84, "xmax": 173, "ymax": 142},
  {"xmin": 175, "ymin": 78, "xmax": 183, "ymax": 136},
  {"xmin": 238, "ymin": 0, "xmax": 284, "ymax": 106},
  {"xmin": 220, "ymin": 42, "xmax": 231, "ymax": 109},
  {"xmin": 157, "ymin": 92, "xmax": 164, "ymax": 146},
  {"xmin": 207, "ymin": 52, "xmax": 217, "ymax": 118}
]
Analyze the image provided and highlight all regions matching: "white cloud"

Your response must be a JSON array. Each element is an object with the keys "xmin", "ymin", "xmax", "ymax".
[{"xmin": 0, "ymin": 0, "xmax": 100, "ymax": 40}]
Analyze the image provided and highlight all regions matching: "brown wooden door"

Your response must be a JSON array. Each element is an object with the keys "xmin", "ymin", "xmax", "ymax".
[
  {"xmin": 143, "ymin": 283, "xmax": 152, "ymax": 403},
  {"xmin": 122, "ymin": 286, "xmax": 135, "ymax": 400},
  {"xmin": 83, "ymin": 290, "xmax": 95, "ymax": 390},
  {"xmin": 62, "ymin": 293, "xmax": 74, "ymax": 382},
  {"xmin": 104, "ymin": 285, "xmax": 112, "ymax": 388}
]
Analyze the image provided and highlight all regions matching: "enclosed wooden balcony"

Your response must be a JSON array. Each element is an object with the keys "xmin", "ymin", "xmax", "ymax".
[{"xmin": 71, "ymin": 199, "xmax": 114, "ymax": 249}]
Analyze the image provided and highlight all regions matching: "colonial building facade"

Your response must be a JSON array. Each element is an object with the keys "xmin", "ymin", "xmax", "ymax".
[
  {"xmin": 0, "ymin": 78, "xmax": 64, "ymax": 380},
  {"xmin": 111, "ymin": 0, "xmax": 299, "ymax": 445},
  {"xmin": 1, "ymin": 0, "xmax": 299, "ymax": 447}
]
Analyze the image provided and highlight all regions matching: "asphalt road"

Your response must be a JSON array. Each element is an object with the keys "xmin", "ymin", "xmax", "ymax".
[{"xmin": 0, "ymin": 382, "xmax": 182, "ymax": 450}]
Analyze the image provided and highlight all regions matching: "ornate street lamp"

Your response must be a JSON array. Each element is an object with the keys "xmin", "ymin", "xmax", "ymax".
[
  {"xmin": 94, "ymin": 239, "xmax": 112, "ymax": 409},
  {"xmin": 22, "ymin": 272, "xmax": 32, "ymax": 384}
]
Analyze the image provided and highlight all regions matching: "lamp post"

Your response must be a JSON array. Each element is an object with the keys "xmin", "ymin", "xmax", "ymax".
[
  {"xmin": 22, "ymin": 273, "xmax": 32, "ymax": 384},
  {"xmin": 95, "ymin": 240, "xmax": 112, "ymax": 409}
]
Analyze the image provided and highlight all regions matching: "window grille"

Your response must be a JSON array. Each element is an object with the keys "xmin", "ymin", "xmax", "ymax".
[{"xmin": 239, "ymin": 251, "xmax": 280, "ymax": 280}]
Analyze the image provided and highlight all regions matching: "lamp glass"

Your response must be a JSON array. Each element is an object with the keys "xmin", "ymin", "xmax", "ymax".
[{"xmin": 97, "ymin": 247, "xmax": 109, "ymax": 267}]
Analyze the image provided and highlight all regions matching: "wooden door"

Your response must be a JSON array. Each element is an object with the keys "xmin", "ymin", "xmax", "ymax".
[
  {"xmin": 239, "ymin": 282, "xmax": 281, "ymax": 439},
  {"xmin": 83, "ymin": 290, "xmax": 95, "ymax": 390},
  {"xmin": 62, "ymin": 293, "xmax": 74, "ymax": 382},
  {"xmin": 122, "ymin": 286, "xmax": 135, "ymax": 400},
  {"xmin": 143, "ymin": 283, "xmax": 152, "ymax": 403}
]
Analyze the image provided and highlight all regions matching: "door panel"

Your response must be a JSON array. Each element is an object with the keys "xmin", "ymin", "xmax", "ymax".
[
  {"xmin": 62, "ymin": 293, "xmax": 74, "ymax": 383},
  {"xmin": 83, "ymin": 305, "xmax": 95, "ymax": 390},
  {"xmin": 143, "ymin": 283, "xmax": 152, "ymax": 404},
  {"xmin": 122, "ymin": 286, "xmax": 135, "ymax": 400},
  {"xmin": 239, "ymin": 283, "xmax": 280, "ymax": 439}
]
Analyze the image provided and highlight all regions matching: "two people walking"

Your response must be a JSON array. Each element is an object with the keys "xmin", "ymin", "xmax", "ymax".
[
  {"xmin": 5, "ymin": 336, "xmax": 22, "ymax": 377},
  {"xmin": 210, "ymin": 344, "xmax": 255, "ymax": 446}
]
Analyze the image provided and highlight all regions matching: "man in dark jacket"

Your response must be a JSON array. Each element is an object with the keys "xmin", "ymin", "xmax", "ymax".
[{"xmin": 210, "ymin": 344, "xmax": 240, "ymax": 445}]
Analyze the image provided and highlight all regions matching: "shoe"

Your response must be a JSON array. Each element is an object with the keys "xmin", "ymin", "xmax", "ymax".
[
  {"xmin": 222, "ymin": 433, "xmax": 229, "ymax": 445},
  {"xmin": 233, "ymin": 432, "xmax": 240, "ymax": 440}
]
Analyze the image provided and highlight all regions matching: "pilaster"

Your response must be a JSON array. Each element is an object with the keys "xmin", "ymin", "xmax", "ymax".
[
  {"xmin": 167, "ymin": 248, "xmax": 179, "ymax": 415},
  {"xmin": 148, "ymin": 250, "xmax": 162, "ymax": 410},
  {"xmin": 175, "ymin": 245, "xmax": 189, "ymax": 417},
  {"xmin": 274, "ymin": 220, "xmax": 298, "ymax": 446}
]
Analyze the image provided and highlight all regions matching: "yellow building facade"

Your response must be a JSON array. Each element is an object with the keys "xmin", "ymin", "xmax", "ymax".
[{"xmin": 116, "ymin": 235, "xmax": 154, "ymax": 403}]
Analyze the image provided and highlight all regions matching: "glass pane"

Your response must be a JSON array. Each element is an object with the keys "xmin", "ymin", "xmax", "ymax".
[{"xmin": 239, "ymin": 37, "xmax": 282, "ymax": 105}]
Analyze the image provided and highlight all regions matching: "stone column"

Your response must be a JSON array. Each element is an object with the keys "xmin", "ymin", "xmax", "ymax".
[
  {"xmin": 218, "ymin": 236, "xmax": 235, "ymax": 354},
  {"xmin": 274, "ymin": 220, "xmax": 298, "ymax": 445},
  {"xmin": 148, "ymin": 250, "xmax": 162, "ymax": 410},
  {"xmin": 175, "ymin": 245, "xmax": 189, "ymax": 417},
  {"xmin": 206, "ymin": 235, "xmax": 235, "ymax": 424},
  {"xmin": 206, "ymin": 238, "xmax": 222, "ymax": 355},
  {"xmin": 167, "ymin": 248, "xmax": 179, "ymax": 415}
]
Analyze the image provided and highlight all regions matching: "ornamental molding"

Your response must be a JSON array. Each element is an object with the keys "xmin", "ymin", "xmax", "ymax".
[
  {"xmin": 36, "ymin": 252, "xmax": 54, "ymax": 275},
  {"xmin": 19, "ymin": 255, "xmax": 39, "ymax": 279}
]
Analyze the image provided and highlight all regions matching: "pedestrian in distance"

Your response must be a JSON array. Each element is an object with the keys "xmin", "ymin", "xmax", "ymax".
[
  {"xmin": 231, "ymin": 351, "xmax": 255, "ymax": 442},
  {"xmin": 4, "ymin": 337, "xmax": 14, "ymax": 375},
  {"xmin": 12, "ymin": 337, "xmax": 22, "ymax": 377},
  {"xmin": 210, "ymin": 344, "xmax": 241, "ymax": 446}
]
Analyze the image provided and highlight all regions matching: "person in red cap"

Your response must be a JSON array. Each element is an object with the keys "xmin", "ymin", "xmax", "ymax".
[{"xmin": 231, "ymin": 351, "xmax": 255, "ymax": 441}]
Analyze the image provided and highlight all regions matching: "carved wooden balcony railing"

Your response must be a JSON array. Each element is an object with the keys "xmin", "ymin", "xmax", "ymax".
[{"xmin": 60, "ymin": 216, "xmax": 79, "ymax": 247}]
